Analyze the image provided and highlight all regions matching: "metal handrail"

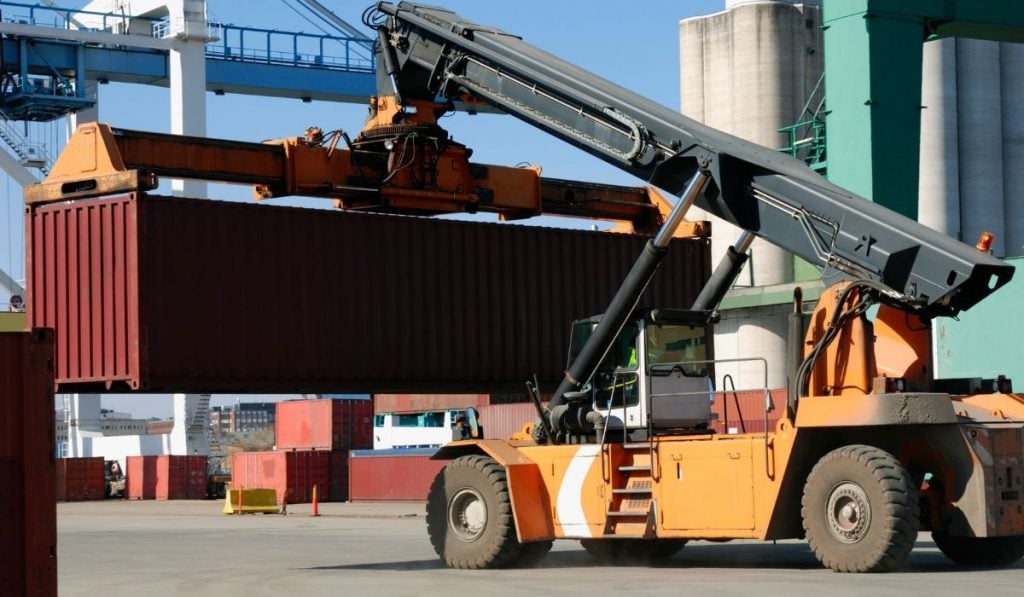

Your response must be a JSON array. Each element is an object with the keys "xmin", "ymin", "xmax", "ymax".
[
  {"xmin": 208, "ymin": 24, "xmax": 375, "ymax": 73},
  {"xmin": 0, "ymin": 3, "xmax": 375, "ymax": 74}
]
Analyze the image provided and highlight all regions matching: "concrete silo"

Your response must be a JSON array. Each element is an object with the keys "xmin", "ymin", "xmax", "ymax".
[
  {"xmin": 918, "ymin": 39, "xmax": 1024, "ymax": 259},
  {"xmin": 679, "ymin": 0, "xmax": 823, "ymax": 391}
]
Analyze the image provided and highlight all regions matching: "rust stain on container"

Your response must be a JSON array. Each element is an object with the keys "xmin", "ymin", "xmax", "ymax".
[
  {"xmin": 348, "ymin": 448, "xmax": 445, "ymax": 502},
  {"xmin": 0, "ymin": 330, "xmax": 57, "ymax": 597},
  {"xmin": 56, "ymin": 457, "xmax": 105, "ymax": 501},
  {"xmin": 231, "ymin": 450, "xmax": 331, "ymax": 503},
  {"xmin": 276, "ymin": 399, "xmax": 373, "ymax": 451},
  {"xmin": 27, "ymin": 194, "xmax": 710, "ymax": 393}
]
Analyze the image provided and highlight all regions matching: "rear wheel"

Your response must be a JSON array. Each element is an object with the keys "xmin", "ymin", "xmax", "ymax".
[
  {"xmin": 580, "ymin": 538, "xmax": 687, "ymax": 565},
  {"xmin": 802, "ymin": 445, "xmax": 919, "ymax": 573},
  {"xmin": 932, "ymin": 533, "xmax": 1024, "ymax": 567},
  {"xmin": 426, "ymin": 455, "xmax": 551, "ymax": 569}
]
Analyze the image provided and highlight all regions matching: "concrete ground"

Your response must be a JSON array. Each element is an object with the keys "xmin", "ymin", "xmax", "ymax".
[{"xmin": 59, "ymin": 500, "xmax": 1023, "ymax": 596}]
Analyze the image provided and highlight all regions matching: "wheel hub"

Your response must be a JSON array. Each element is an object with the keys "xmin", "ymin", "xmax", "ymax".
[
  {"xmin": 826, "ymin": 481, "xmax": 871, "ymax": 544},
  {"xmin": 448, "ymin": 488, "xmax": 487, "ymax": 542}
]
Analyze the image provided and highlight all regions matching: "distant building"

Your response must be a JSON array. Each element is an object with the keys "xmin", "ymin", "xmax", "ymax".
[
  {"xmin": 209, "ymin": 406, "xmax": 232, "ymax": 436},
  {"xmin": 55, "ymin": 408, "xmax": 149, "ymax": 448},
  {"xmin": 207, "ymin": 402, "xmax": 277, "ymax": 434}
]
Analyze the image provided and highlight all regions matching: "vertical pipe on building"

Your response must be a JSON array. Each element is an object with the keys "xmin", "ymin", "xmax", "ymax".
[
  {"xmin": 956, "ymin": 40, "xmax": 1004, "ymax": 256},
  {"xmin": 1001, "ymin": 42, "xmax": 1024, "ymax": 258},
  {"xmin": 918, "ymin": 38, "xmax": 960, "ymax": 238}
]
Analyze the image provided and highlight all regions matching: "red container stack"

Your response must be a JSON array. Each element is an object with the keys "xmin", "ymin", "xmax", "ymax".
[
  {"xmin": 125, "ymin": 455, "xmax": 208, "ymax": 500},
  {"xmin": 231, "ymin": 450, "xmax": 331, "ymax": 504},
  {"xmin": 56, "ymin": 457, "xmax": 106, "ymax": 501},
  {"xmin": 276, "ymin": 399, "xmax": 373, "ymax": 450},
  {"xmin": 0, "ymin": 330, "xmax": 57, "ymax": 597},
  {"xmin": 348, "ymin": 449, "xmax": 445, "ymax": 502}
]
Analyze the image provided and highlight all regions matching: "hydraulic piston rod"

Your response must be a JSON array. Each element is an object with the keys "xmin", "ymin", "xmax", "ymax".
[{"xmin": 546, "ymin": 171, "xmax": 711, "ymax": 433}]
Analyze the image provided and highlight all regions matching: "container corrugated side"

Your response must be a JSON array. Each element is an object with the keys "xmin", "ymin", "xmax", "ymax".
[
  {"xmin": 56, "ymin": 457, "xmax": 105, "ymax": 501},
  {"xmin": 29, "ymin": 194, "xmax": 710, "ymax": 393},
  {"xmin": 157, "ymin": 456, "xmax": 208, "ymax": 500},
  {"xmin": 711, "ymin": 388, "xmax": 787, "ymax": 434},
  {"xmin": 126, "ymin": 455, "xmax": 160, "ymax": 499},
  {"xmin": 348, "ymin": 448, "xmax": 444, "ymax": 501},
  {"xmin": 276, "ymin": 399, "xmax": 373, "ymax": 451},
  {"xmin": 477, "ymin": 403, "xmax": 540, "ymax": 441},
  {"xmin": 0, "ymin": 330, "xmax": 57, "ymax": 596},
  {"xmin": 231, "ymin": 450, "xmax": 331, "ymax": 503}
]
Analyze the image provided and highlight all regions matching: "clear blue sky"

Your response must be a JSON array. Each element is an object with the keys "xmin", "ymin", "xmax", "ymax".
[{"xmin": 13, "ymin": 0, "xmax": 725, "ymax": 417}]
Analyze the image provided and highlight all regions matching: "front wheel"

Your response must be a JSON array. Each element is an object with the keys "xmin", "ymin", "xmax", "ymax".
[
  {"xmin": 932, "ymin": 533, "xmax": 1024, "ymax": 567},
  {"xmin": 802, "ymin": 445, "xmax": 919, "ymax": 573},
  {"xmin": 426, "ymin": 455, "xmax": 551, "ymax": 569}
]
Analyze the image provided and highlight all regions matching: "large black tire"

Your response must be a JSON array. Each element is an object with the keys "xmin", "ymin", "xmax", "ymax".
[
  {"xmin": 801, "ymin": 445, "xmax": 919, "ymax": 573},
  {"xmin": 932, "ymin": 533, "xmax": 1024, "ymax": 567},
  {"xmin": 426, "ymin": 455, "xmax": 551, "ymax": 569},
  {"xmin": 580, "ymin": 538, "xmax": 687, "ymax": 565}
]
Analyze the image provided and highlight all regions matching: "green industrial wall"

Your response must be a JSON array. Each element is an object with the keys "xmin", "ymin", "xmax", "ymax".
[{"xmin": 934, "ymin": 256, "xmax": 1023, "ymax": 382}]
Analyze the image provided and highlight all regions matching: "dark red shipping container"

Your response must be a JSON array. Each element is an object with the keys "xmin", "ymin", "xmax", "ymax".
[
  {"xmin": 126, "ymin": 455, "xmax": 207, "ymax": 499},
  {"xmin": 710, "ymin": 388, "xmax": 787, "ymax": 434},
  {"xmin": 477, "ymin": 402, "xmax": 542, "ymax": 441},
  {"xmin": 348, "ymin": 449, "xmax": 445, "ymax": 502},
  {"xmin": 56, "ymin": 457, "xmax": 105, "ymax": 501},
  {"xmin": 373, "ymin": 394, "xmax": 491, "ymax": 414},
  {"xmin": 27, "ymin": 194, "xmax": 710, "ymax": 393},
  {"xmin": 0, "ymin": 330, "xmax": 57, "ymax": 597},
  {"xmin": 328, "ymin": 450, "xmax": 349, "ymax": 502},
  {"xmin": 276, "ymin": 399, "xmax": 373, "ymax": 451},
  {"xmin": 231, "ymin": 450, "xmax": 331, "ymax": 503}
]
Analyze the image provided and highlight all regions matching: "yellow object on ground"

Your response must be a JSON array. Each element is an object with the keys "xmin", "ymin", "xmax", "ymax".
[{"xmin": 222, "ymin": 489, "xmax": 279, "ymax": 514}]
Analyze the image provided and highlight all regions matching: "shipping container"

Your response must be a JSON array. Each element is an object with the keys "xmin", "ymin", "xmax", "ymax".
[
  {"xmin": 276, "ymin": 399, "xmax": 373, "ymax": 451},
  {"xmin": 27, "ymin": 194, "xmax": 710, "ymax": 393},
  {"xmin": 56, "ymin": 457, "xmax": 105, "ymax": 501},
  {"xmin": 231, "ymin": 450, "xmax": 331, "ymax": 503},
  {"xmin": 477, "ymin": 402, "xmax": 540, "ymax": 441},
  {"xmin": 126, "ymin": 455, "xmax": 208, "ymax": 500},
  {"xmin": 0, "ymin": 330, "xmax": 57, "ymax": 597},
  {"xmin": 348, "ymin": 448, "xmax": 445, "ymax": 502},
  {"xmin": 373, "ymin": 394, "xmax": 491, "ymax": 414},
  {"xmin": 710, "ymin": 388, "xmax": 787, "ymax": 435},
  {"xmin": 328, "ymin": 450, "xmax": 349, "ymax": 502}
]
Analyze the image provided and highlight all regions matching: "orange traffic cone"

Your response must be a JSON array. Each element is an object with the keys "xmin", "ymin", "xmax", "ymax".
[{"xmin": 311, "ymin": 484, "xmax": 320, "ymax": 517}]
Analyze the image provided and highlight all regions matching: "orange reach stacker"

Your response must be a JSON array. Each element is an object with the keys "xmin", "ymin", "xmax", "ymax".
[{"xmin": 366, "ymin": 2, "xmax": 1023, "ymax": 573}]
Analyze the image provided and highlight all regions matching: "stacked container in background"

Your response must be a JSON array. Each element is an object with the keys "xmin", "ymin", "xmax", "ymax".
[
  {"xmin": 125, "ymin": 455, "xmax": 208, "ymax": 500},
  {"xmin": 231, "ymin": 451, "xmax": 331, "ymax": 503},
  {"xmin": 276, "ymin": 399, "xmax": 373, "ymax": 450},
  {"xmin": 56, "ymin": 457, "xmax": 105, "ymax": 501},
  {"xmin": 228, "ymin": 398, "xmax": 372, "ymax": 503}
]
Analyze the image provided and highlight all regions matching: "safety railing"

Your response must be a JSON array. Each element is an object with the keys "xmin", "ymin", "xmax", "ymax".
[
  {"xmin": 206, "ymin": 24, "xmax": 375, "ymax": 73},
  {"xmin": 0, "ymin": 1, "xmax": 162, "ymax": 35},
  {"xmin": 0, "ymin": 3, "xmax": 373, "ymax": 73}
]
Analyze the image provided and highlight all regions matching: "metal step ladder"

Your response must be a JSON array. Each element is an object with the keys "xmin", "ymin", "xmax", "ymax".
[{"xmin": 602, "ymin": 441, "xmax": 656, "ymax": 538}]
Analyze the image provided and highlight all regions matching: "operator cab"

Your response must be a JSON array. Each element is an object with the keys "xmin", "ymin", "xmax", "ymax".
[{"xmin": 565, "ymin": 309, "xmax": 716, "ymax": 441}]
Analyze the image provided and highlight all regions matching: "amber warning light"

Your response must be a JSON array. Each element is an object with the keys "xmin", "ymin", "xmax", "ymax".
[{"xmin": 976, "ymin": 232, "xmax": 994, "ymax": 253}]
